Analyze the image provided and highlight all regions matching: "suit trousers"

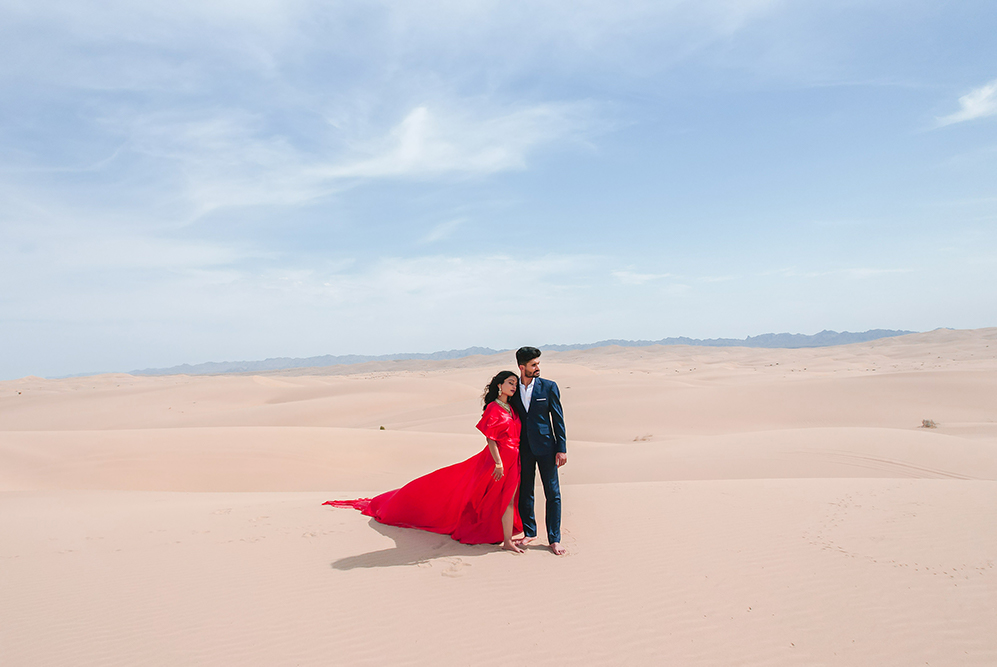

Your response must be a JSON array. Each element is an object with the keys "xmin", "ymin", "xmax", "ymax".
[{"xmin": 518, "ymin": 445, "xmax": 561, "ymax": 544}]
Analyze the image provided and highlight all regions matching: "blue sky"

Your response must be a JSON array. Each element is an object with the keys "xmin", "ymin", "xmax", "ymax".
[{"xmin": 1, "ymin": 0, "xmax": 996, "ymax": 379}]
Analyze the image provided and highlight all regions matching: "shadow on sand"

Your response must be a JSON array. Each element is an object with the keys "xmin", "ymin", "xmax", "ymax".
[{"xmin": 331, "ymin": 519, "xmax": 492, "ymax": 570}]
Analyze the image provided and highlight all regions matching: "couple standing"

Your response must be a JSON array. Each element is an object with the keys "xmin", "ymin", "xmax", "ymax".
[{"xmin": 325, "ymin": 346, "xmax": 568, "ymax": 556}]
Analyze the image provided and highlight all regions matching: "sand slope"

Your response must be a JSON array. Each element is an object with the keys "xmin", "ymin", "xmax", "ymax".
[{"xmin": 1, "ymin": 328, "xmax": 996, "ymax": 665}]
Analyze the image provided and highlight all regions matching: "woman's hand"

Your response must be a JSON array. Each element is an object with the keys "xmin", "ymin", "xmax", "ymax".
[{"xmin": 486, "ymin": 439, "xmax": 504, "ymax": 480}]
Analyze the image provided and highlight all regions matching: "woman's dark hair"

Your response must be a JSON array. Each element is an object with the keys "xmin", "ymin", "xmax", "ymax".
[
  {"xmin": 516, "ymin": 346, "xmax": 541, "ymax": 366},
  {"xmin": 483, "ymin": 370, "xmax": 518, "ymax": 411}
]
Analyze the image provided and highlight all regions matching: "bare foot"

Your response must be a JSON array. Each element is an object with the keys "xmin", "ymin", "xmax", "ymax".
[
  {"xmin": 515, "ymin": 536, "xmax": 538, "ymax": 547},
  {"xmin": 549, "ymin": 542, "xmax": 566, "ymax": 556},
  {"xmin": 502, "ymin": 541, "xmax": 524, "ymax": 554}
]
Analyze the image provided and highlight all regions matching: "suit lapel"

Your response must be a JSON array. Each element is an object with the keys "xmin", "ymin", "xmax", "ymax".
[
  {"xmin": 527, "ymin": 377, "xmax": 542, "ymax": 416},
  {"xmin": 512, "ymin": 381, "xmax": 527, "ymax": 419}
]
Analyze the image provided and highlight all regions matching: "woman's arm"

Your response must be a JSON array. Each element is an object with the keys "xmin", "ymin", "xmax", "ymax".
[{"xmin": 487, "ymin": 438, "xmax": 504, "ymax": 480}]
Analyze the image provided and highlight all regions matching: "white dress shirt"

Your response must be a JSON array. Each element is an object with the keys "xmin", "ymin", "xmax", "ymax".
[{"xmin": 519, "ymin": 376, "xmax": 536, "ymax": 411}]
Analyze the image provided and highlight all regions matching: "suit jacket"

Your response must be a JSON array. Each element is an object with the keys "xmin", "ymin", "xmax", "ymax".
[{"xmin": 511, "ymin": 376, "xmax": 567, "ymax": 457}]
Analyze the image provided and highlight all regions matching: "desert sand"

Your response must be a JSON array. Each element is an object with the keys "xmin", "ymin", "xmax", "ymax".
[{"xmin": 1, "ymin": 328, "xmax": 996, "ymax": 666}]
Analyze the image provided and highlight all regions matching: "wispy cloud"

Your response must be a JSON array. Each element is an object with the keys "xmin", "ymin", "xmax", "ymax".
[
  {"xmin": 764, "ymin": 267, "xmax": 912, "ymax": 280},
  {"xmin": 317, "ymin": 103, "xmax": 596, "ymax": 180},
  {"xmin": 118, "ymin": 109, "xmax": 338, "ymax": 218},
  {"xmin": 937, "ymin": 78, "xmax": 997, "ymax": 127},
  {"xmin": 841, "ymin": 268, "xmax": 913, "ymax": 280},
  {"xmin": 0, "ymin": 222, "xmax": 263, "ymax": 275},
  {"xmin": 611, "ymin": 270, "xmax": 673, "ymax": 285},
  {"xmin": 315, "ymin": 254, "xmax": 593, "ymax": 306},
  {"xmin": 114, "ymin": 100, "xmax": 599, "ymax": 221},
  {"xmin": 421, "ymin": 218, "xmax": 468, "ymax": 244}
]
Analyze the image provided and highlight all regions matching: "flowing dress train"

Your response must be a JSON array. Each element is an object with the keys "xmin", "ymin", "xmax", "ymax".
[{"xmin": 324, "ymin": 401, "xmax": 522, "ymax": 545}]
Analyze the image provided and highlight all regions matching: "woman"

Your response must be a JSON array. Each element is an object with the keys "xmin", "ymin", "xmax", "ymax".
[{"xmin": 324, "ymin": 371, "xmax": 525, "ymax": 553}]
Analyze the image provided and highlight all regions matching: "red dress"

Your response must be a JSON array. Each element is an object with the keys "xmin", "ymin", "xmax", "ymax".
[{"xmin": 324, "ymin": 401, "xmax": 523, "ymax": 545}]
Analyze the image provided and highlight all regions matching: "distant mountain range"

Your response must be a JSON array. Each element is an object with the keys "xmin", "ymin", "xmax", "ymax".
[
  {"xmin": 132, "ymin": 329, "xmax": 916, "ymax": 376},
  {"xmin": 131, "ymin": 346, "xmax": 501, "ymax": 376},
  {"xmin": 542, "ymin": 329, "xmax": 916, "ymax": 352}
]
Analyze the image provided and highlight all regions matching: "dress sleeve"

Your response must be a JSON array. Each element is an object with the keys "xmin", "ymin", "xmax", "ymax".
[{"xmin": 476, "ymin": 404, "xmax": 507, "ymax": 440}]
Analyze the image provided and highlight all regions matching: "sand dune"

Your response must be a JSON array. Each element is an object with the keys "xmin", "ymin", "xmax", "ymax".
[{"xmin": 1, "ymin": 328, "xmax": 995, "ymax": 665}]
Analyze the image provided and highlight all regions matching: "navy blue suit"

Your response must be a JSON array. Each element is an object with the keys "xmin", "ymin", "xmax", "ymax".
[{"xmin": 511, "ymin": 376, "xmax": 566, "ymax": 544}]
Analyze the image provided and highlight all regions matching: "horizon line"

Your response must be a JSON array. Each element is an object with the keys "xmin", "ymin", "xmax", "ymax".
[{"xmin": 35, "ymin": 327, "xmax": 931, "ymax": 380}]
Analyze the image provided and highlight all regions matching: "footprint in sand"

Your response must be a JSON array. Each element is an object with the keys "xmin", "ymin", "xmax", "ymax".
[
  {"xmin": 441, "ymin": 558, "xmax": 471, "ymax": 578},
  {"xmin": 302, "ymin": 531, "xmax": 317, "ymax": 538},
  {"xmin": 212, "ymin": 508, "xmax": 232, "ymax": 515}
]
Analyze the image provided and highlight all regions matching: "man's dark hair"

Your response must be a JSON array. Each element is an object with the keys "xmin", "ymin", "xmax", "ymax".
[{"xmin": 516, "ymin": 346, "xmax": 541, "ymax": 366}]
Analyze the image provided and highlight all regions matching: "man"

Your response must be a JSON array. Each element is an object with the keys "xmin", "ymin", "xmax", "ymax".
[{"xmin": 510, "ymin": 346, "xmax": 567, "ymax": 555}]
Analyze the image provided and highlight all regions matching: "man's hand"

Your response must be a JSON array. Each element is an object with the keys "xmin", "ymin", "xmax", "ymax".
[{"xmin": 555, "ymin": 452, "xmax": 568, "ymax": 468}]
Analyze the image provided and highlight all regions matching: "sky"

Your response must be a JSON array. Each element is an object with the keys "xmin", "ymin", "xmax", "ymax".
[{"xmin": 1, "ymin": 0, "xmax": 996, "ymax": 379}]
